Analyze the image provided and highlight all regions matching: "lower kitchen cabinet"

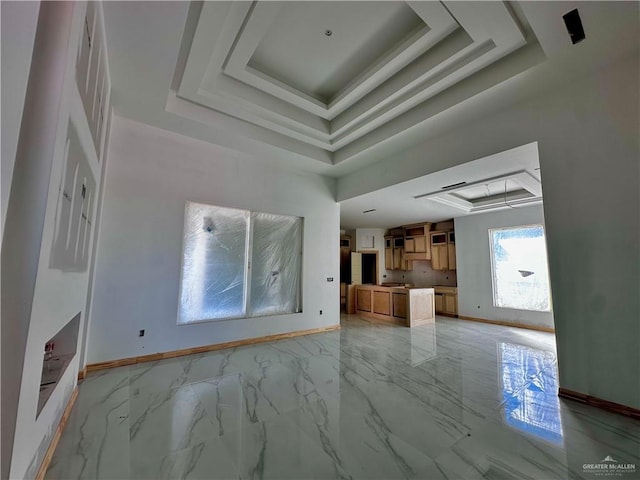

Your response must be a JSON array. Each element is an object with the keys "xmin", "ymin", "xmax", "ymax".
[
  {"xmin": 373, "ymin": 290, "xmax": 391, "ymax": 315},
  {"xmin": 392, "ymin": 293, "xmax": 407, "ymax": 318},
  {"xmin": 355, "ymin": 285, "xmax": 434, "ymax": 326},
  {"xmin": 434, "ymin": 286, "xmax": 458, "ymax": 316},
  {"xmin": 357, "ymin": 288, "xmax": 372, "ymax": 312}
]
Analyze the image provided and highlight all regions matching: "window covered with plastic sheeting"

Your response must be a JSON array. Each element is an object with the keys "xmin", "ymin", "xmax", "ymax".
[
  {"xmin": 489, "ymin": 224, "xmax": 551, "ymax": 312},
  {"xmin": 177, "ymin": 202, "xmax": 303, "ymax": 324},
  {"xmin": 178, "ymin": 203, "xmax": 249, "ymax": 323},
  {"xmin": 250, "ymin": 212, "xmax": 302, "ymax": 316}
]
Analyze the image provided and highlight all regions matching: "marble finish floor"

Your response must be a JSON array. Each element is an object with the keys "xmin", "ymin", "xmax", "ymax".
[{"xmin": 47, "ymin": 315, "xmax": 640, "ymax": 479}]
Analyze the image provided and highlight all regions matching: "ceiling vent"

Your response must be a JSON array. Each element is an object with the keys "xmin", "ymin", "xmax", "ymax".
[{"xmin": 563, "ymin": 9, "xmax": 585, "ymax": 45}]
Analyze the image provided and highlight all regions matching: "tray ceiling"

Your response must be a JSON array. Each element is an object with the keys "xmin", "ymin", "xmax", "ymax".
[{"xmin": 173, "ymin": 1, "xmax": 542, "ymax": 165}]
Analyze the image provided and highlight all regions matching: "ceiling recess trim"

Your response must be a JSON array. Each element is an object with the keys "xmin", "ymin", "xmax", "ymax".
[
  {"xmin": 414, "ymin": 171, "xmax": 543, "ymax": 213},
  {"xmin": 173, "ymin": 1, "xmax": 542, "ymax": 166}
]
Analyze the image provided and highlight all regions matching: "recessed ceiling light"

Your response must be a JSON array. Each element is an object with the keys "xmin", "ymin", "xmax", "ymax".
[
  {"xmin": 362, "ymin": 209, "xmax": 376, "ymax": 214},
  {"xmin": 324, "ymin": 30, "xmax": 333, "ymax": 37}
]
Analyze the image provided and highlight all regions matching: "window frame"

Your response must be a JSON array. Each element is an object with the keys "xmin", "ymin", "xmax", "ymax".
[
  {"xmin": 488, "ymin": 223, "xmax": 552, "ymax": 312},
  {"xmin": 177, "ymin": 201, "xmax": 303, "ymax": 325}
]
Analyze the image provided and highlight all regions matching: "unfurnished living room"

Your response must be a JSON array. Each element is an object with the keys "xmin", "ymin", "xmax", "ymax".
[{"xmin": 1, "ymin": 1, "xmax": 639, "ymax": 479}]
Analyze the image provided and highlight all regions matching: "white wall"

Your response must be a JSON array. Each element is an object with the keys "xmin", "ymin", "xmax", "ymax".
[
  {"xmin": 455, "ymin": 205, "xmax": 554, "ymax": 329},
  {"xmin": 1, "ymin": 1, "xmax": 40, "ymax": 240},
  {"xmin": 4, "ymin": 4, "xmax": 111, "ymax": 478},
  {"xmin": 337, "ymin": 55, "xmax": 640, "ymax": 409},
  {"xmin": 86, "ymin": 116, "xmax": 340, "ymax": 364}
]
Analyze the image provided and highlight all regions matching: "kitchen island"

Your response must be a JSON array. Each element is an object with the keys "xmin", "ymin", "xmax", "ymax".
[{"xmin": 354, "ymin": 284, "xmax": 435, "ymax": 327}]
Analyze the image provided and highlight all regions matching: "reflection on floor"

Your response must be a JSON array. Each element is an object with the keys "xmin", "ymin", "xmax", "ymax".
[{"xmin": 46, "ymin": 315, "xmax": 640, "ymax": 479}]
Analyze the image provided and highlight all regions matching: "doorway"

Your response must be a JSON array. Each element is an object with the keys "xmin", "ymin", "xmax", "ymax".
[{"xmin": 361, "ymin": 252, "xmax": 378, "ymax": 284}]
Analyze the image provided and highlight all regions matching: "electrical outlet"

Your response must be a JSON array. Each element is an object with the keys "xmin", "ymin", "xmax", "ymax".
[
  {"xmin": 319, "ymin": 310, "xmax": 323, "ymax": 315},
  {"xmin": 139, "ymin": 329, "xmax": 145, "ymax": 337},
  {"xmin": 326, "ymin": 277, "xmax": 334, "ymax": 282}
]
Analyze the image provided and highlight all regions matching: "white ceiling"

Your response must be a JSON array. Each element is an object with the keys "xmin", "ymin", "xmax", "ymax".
[
  {"xmin": 339, "ymin": 142, "xmax": 542, "ymax": 228},
  {"xmin": 101, "ymin": 1, "xmax": 639, "ymax": 229},
  {"xmin": 248, "ymin": 2, "xmax": 424, "ymax": 102}
]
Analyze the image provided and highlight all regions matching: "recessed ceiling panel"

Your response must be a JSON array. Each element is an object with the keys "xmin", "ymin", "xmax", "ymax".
[
  {"xmin": 454, "ymin": 179, "xmax": 523, "ymax": 200},
  {"xmin": 176, "ymin": 0, "xmax": 542, "ymax": 167},
  {"xmin": 248, "ymin": 2, "xmax": 424, "ymax": 102}
]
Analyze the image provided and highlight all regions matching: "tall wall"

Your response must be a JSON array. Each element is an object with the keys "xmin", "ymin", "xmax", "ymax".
[
  {"xmin": 2, "ymin": 3, "xmax": 112, "ymax": 478},
  {"xmin": 86, "ymin": 116, "xmax": 340, "ymax": 364},
  {"xmin": 455, "ymin": 205, "xmax": 554, "ymax": 330},
  {"xmin": 337, "ymin": 55, "xmax": 640, "ymax": 409},
  {"xmin": 0, "ymin": 1, "xmax": 40, "ymax": 240}
]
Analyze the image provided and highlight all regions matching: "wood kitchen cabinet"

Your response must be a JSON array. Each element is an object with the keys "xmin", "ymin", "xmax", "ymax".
[
  {"xmin": 431, "ymin": 231, "xmax": 457, "ymax": 271},
  {"xmin": 357, "ymin": 288, "xmax": 372, "ymax": 312},
  {"xmin": 392, "ymin": 248, "xmax": 402, "ymax": 270},
  {"xmin": 447, "ymin": 231, "xmax": 456, "ymax": 270},
  {"xmin": 430, "ymin": 232, "xmax": 448, "ymax": 270},
  {"xmin": 373, "ymin": 290, "xmax": 391, "ymax": 315},
  {"xmin": 385, "ymin": 248, "xmax": 393, "ymax": 270},
  {"xmin": 404, "ymin": 222, "xmax": 432, "ymax": 260},
  {"xmin": 434, "ymin": 293, "xmax": 443, "ymax": 312},
  {"xmin": 434, "ymin": 286, "xmax": 458, "ymax": 316},
  {"xmin": 385, "ymin": 235, "xmax": 411, "ymax": 271},
  {"xmin": 392, "ymin": 293, "xmax": 407, "ymax": 318},
  {"xmin": 444, "ymin": 294, "xmax": 457, "ymax": 315},
  {"xmin": 355, "ymin": 285, "xmax": 434, "ymax": 326}
]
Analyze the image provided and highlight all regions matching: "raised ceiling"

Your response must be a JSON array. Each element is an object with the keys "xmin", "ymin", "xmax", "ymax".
[
  {"xmin": 102, "ymin": 1, "xmax": 639, "ymax": 225},
  {"xmin": 248, "ymin": 2, "xmax": 424, "ymax": 102},
  {"xmin": 174, "ymin": 1, "xmax": 541, "ymax": 165}
]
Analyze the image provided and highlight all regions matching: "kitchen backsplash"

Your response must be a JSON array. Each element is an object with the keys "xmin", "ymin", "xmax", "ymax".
[{"xmin": 384, "ymin": 260, "xmax": 457, "ymax": 287}]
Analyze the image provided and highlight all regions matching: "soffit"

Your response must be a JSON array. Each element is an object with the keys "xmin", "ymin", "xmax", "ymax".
[{"xmin": 339, "ymin": 142, "xmax": 542, "ymax": 228}]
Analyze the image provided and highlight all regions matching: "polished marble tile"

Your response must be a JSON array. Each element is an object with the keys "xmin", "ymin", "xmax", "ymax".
[
  {"xmin": 129, "ymin": 384, "xmax": 219, "ymax": 457},
  {"xmin": 129, "ymin": 357, "xmax": 187, "ymax": 395},
  {"xmin": 47, "ymin": 314, "xmax": 640, "ymax": 480},
  {"xmin": 130, "ymin": 437, "xmax": 238, "ymax": 480},
  {"xmin": 46, "ymin": 396, "xmax": 130, "ymax": 479}
]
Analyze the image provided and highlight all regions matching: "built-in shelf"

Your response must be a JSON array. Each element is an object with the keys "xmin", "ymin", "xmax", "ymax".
[{"xmin": 37, "ymin": 313, "xmax": 80, "ymax": 417}]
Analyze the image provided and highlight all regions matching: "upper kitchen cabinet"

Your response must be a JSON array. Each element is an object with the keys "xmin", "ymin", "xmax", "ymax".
[
  {"xmin": 385, "ymin": 235, "xmax": 412, "ymax": 271},
  {"xmin": 404, "ymin": 222, "xmax": 432, "ymax": 260},
  {"xmin": 430, "ymin": 232, "xmax": 448, "ymax": 270},
  {"xmin": 431, "ymin": 230, "xmax": 456, "ymax": 271},
  {"xmin": 447, "ymin": 231, "xmax": 456, "ymax": 270}
]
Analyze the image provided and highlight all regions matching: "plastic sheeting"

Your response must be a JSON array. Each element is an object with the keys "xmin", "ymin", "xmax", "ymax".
[
  {"xmin": 178, "ymin": 202, "xmax": 303, "ymax": 324},
  {"xmin": 178, "ymin": 203, "xmax": 249, "ymax": 323},
  {"xmin": 250, "ymin": 212, "xmax": 302, "ymax": 316},
  {"xmin": 489, "ymin": 225, "xmax": 551, "ymax": 311}
]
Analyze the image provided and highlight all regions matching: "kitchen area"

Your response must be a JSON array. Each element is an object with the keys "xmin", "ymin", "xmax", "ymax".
[{"xmin": 340, "ymin": 220, "xmax": 458, "ymax": 327}]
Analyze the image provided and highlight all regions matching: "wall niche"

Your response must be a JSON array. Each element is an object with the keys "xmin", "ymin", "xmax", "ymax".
[
  {"xmin": 50, "ymin": 122, "xmax": 96, "ymax": 272},
  {"xmin": 37, "ymin": 313, "xmax": 80, "ymax": 417}
]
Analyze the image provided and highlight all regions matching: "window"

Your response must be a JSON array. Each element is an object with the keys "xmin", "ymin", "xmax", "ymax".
[
  {"xmin": 489, "ymin": 224, "xmax": 551, "ymax": 311},
  {"xmin": 178, "ymin": 202, "xmax": 302, "ymax": 324}
]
